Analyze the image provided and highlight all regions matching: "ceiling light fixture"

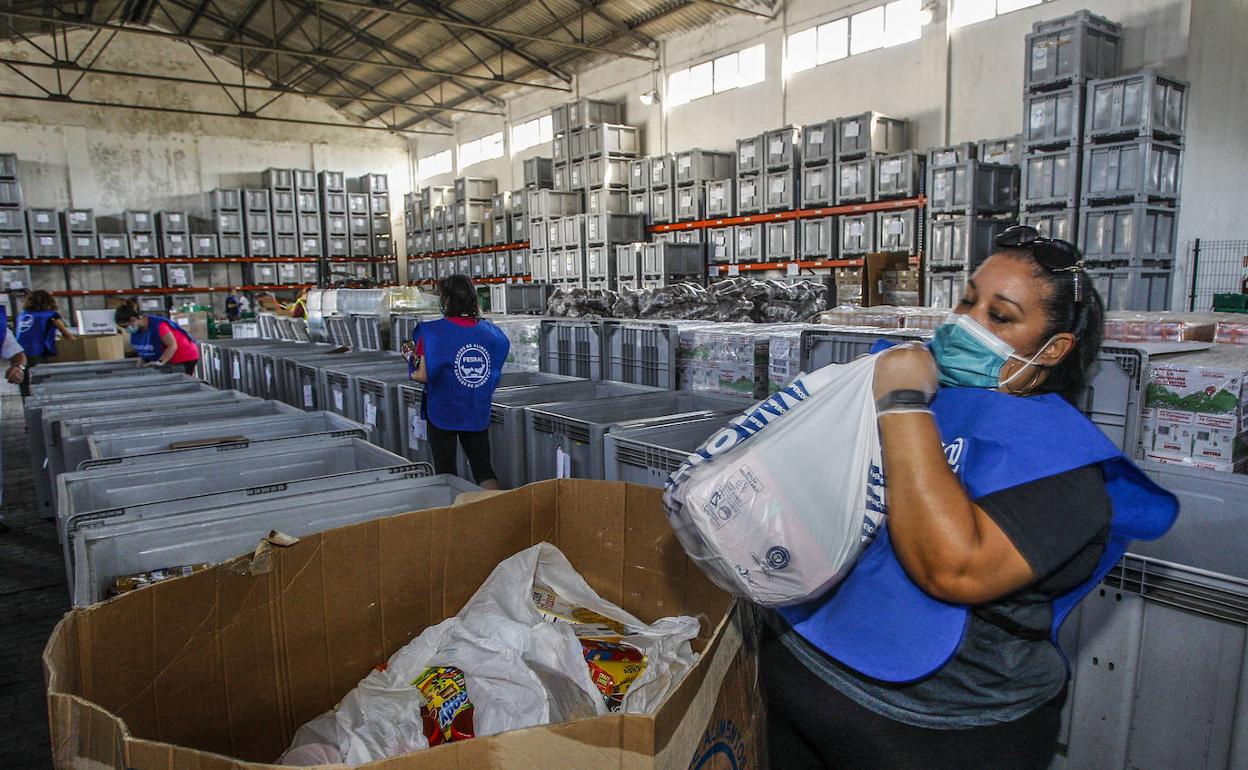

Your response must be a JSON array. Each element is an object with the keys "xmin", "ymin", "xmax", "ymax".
[{"xmin": 639, "ymin": 89, "xmax": 658, "ymax": 106}]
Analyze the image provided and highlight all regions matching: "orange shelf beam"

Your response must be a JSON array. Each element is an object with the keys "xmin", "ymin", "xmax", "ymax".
[
  {"xmin": 649, "ymin": 197, "xmax": 927, "ymax": 234},
  {"xmin": 51, "ymin": 284, "xmax": 313, "ymax": 297},
  {"xmin": 410, "ymin": 241, "xmax": 531, "ymax": 260},
  {"xmin": 409, "ymin": 275, "xmax": 531, "ymax": 286},
  {"xmin": 1, "ymin": 256, "xmax": 320, "ymax": 266}
]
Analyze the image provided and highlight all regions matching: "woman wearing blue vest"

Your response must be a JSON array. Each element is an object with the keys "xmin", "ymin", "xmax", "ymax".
[
  {"xmin": 16, "ymin": 290, "xmax": 76, "ymax": 398},
  {"xmin": 404, "ymin": 275, "xmax": 510, "ymax": 489},
  {"xmin": 114, "ymin": 305, "xmax": 201, "ymax": 374},
  {"xmin": 762, "ymin": 227, "xmax": 1177, "ymax": 769}
]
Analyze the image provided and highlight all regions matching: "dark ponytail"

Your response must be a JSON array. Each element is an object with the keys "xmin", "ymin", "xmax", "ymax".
[
  {"xmin": 438, "ymin": 274, "xmax": 480, "ymax": 319},
  {"xmin": 1000, "ymin": 249, "xmax": 1104, "ymax": 404}
]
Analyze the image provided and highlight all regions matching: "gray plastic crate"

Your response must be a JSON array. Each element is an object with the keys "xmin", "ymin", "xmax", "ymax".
[
  {"xmin": 799, "ymin": 327, "xmax": 929, "ymax": 371},
  {"xmin": 676, "ymin": 149, "xmax": 735, "ymax": 186},
  {"xmin": 246, "ymin": 344, "xmax": 332, "ymax": 399},
  {"xmin": 928, "ymin": 142, "xmax": 977, "ymax": 168},
  {"xmin": 587, "ymin": 188, "xmax": 630, "ymax": 216},
  {"xmin": 735, "ymin": 223, "xmax": 765, "ymax": 263},
  {"xmin": 1025, "ymin": 10, "xmax": 1121, "ymax": 91},
  {"xmin": 705, "ymin": 179, "xmax": 734, "ymax": 217},
  {"xmin": 553, "ymin": 135, "xmax": 570, "ymax": 165},
  {"xmin": 765, "ymin": 169, "xmax": 800, "ymax": 211},
  {"xmin": 284, "ymin": 351, "xmax": 397, "ymax": 409},
  {"xmin": 802, "ymin": 120, "xmax": 836, "ymax": 166},
  {"xmin": 766, "ymin": 221, "xmax": 799, "ymax": 260},
  {"xmin": 523, "ymin": 157, "xmax": 554, "ymax": 188},
  {"xmin": 456, "ymin": 176, "xmax": 497, "ymax": 202},
  {"xmin": 1086, "ymin": 266, "xmax": 1173, "ymax": 311},
  {"xmin": 586, "ymin": 213, "xmax": 645, "ymax": 246},
  {"xmin": 355, "ymin": 369, "xmax": 415, "ymax": 452},
  {"xmin": 1024, "ymin": 85, "xmax": 1085, "ymax": 149},
  {"xmin": 615, "ymin": 243, "xmax": 644, "ymax": 281},
  {"xmin": 675, "ymin": 185, "xmax": 705, "ymax": 222},
  {"xmin": 837, "ymin": 158, "xmax": 874, "ymax": 204},
  {"xmin": 1021, "ymin": 208, "xmax": 1078, "ymax": 242},
  {"xmin": 800, "ymin": 216, "xmax": 837, "ymax": 260},
  {"xmin": 603, "ymin": 320, "xmax": 679, "ymax": 389},
  {"xmin": 877, "ymin": 209, "xmax": 921, "ymax": 255},
  {"xmin": 708, "ymin": 227, "xmax": 734, "ymax": 264},
  {"xmin": 650, "ymin": 187, "xmax": 676, "ymax": 224},
  {"xmin": 802, "ymin": 164, "xmax": 835, "ymax": 206},
  {"xmin": 927, "ymin": 270, "xmax": 968, "ymax": 309},
  {"xmin": 527, "ymin": 189, "xmax": 582, "ymax": 220},
  {"xmin": 928, "ymin": 215, "xmax": 1014, "ymax": 271},
  {"xmin": 840, "ymin": 213, "xmax": 876, "ymax": 256},
  {"xmin": 1081, "ymin": 204, "xmax": 1177, "ymax": 266},
  {"xmin": 491, "ymin": 282, "xmax": 553, "ymax": 314},
  {"xmin": 1129, "ymin": 464, "xmax": 1248, "ymax": 577},
  {"xmin": 649, "ymin": 155, "xmax": 676, "ymax": 190},
  {"xmin": 629, "ymin": 158, "xmax": 651, "ymax": 192},
  {"xmin": 604, "ymin": 416, "xmax": 728, "ymax": 487},
  {"xmin": 322, "ymin": 358, "xmax": 404, "ymax": 421},
  {"xmin": 540, "ymin": 319, "xmax": 604, "ymax": 380},
  {"xmin": 837, "ymin": 112, "xmax": 907, "ymax": 159},
  {"xmin": 736, "ymin": 175, "xmax": 762, "ymax": 215},
  {"xmin": 69, "ymin": 472, "xmax": 473, "ymax": 606},
  {"xmin": 0, "ymin": 234, "xmax": 30, "ymax": 258},
  {"xmin": 736, "ymin": 135, "xmax": 765, "ymax": 175},
  {"xmin": 643, "ymin": 242, "xmax": 704, "ymax": 278},
  {"xmin": 585, "ymin": 157, "xmax": 630, "ymax": 189},
  {"xmin": 0, "ymin": 264, "xmax": 30, "ymax": 290},
  {"xmin": 87, "ymin": 411, "xmax": 366, "ymax": 461},
  {"xmin": 525, "ymin": 392, "xmax": 745, "ymax": 482},
  {"xmin": 874, "ymin": 151, "xmax": 925, "ymax": 199},
  {"xmin": 66, "ymin": 233, "xmax": 98, "ymax": 258},
  {"xmin": 1021, "ymin": 149, "xmax": 1081, "ymax": 209},
  {"xmin": 569, "ymin": 131, "xmax": 588, "ymax": 164},
  {"xmin": 931, "ymin": 160, "xmax": 1020, "ymax": 214},
  {"xmin": 629, "ymin": 191, "xmax": 650, "ymax": 219},
  {"xmin": 567, "ymin": 98, "xmax": 622, "ymax": 130},
  {"xmin": 1086, "ymin": 72, "xmax": 1187, "ymax": 144},
  {"xmin": 1081, "ymin": 140, "xmax": 1182, "ymax": 205},
  {"xmin": 586, "ymin": 124, "xmax": 639, "ymax": 158},
  {"xmin": 766, "ymin": 126, "xmax": 803, "ymax": 170}
]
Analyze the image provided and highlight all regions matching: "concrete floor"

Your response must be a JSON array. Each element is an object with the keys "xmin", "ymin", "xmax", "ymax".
[{"xmin": 0, "ymin": 386, "xmax": 63, "ymax": 769}]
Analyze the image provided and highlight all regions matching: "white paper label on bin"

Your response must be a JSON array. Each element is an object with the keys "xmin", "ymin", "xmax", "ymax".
[
  {"xmin": 740, "ymin": 230, "xmax": 753, "ymax": 248},
  {"xmin": 845, "ymin": 121, "xmax": 861, "ymax": 138},
  {"xmin": 40, "ymin": 236, "xmax": 54, "ymax": 246},
  {"xmin": 810, "ymin": 129, "xmax": 825, "ymax": 145},
  {"xmin": 556, "ymin": 446, "xmax": 572, "ymax": 478},
  {"xmin": 770, "ymin": 177, "xmax": 785, "ymax": 195},
  {"xmin": 678, "ymin": 155, "xmax": 691, "ymax": 172},
  {"xmin": 786, "ymin": 262, "xmax": 800, "ymax": 277},
  {"xmin": 887, "ymin": 219, "xmax": 904, "ymax": 235},
  {"xmin": 364, "ymin": 399, "xmax": 377, "ymax": 428},
  {"xmin": 681, "ymin": 191, "xmax": 693, "ymax": 208},
  {"xmin": 265, "ymin": 367, "xmax": 273, "ymax": 391},
  {"xmin": 1032, "ymin": 44, "xmax": 1048, "ymax": 68},
  {"xmin": 1030, "ymin": 104, "xmax": 1046, "ymax": 129},
  {"xmin": 728, "ymin": 264, "xmax": 740, "ymax": 276},
  {"xmin": 408, "ymin": 407, "xmax": 427, "ymax": 444},
  {"xmin": 715, "ymin": 244, "xmax": 726, "ymax": 258},
  {"xmin": 303, "ymin": 384, "xmax": 314, "ymax": 408},
  {"xmin": 709, "ymin": 187, "xmax": 723, "ymax": 204},
  {"xmin": 741, "ymin": 144, "xmax": 755, "ymax": 161},
  {"xmin": 232, "ymin": 360, "xmax": 241, "ymax": 381},
  {"xmin": 934, "ymin": 176, "xmax": 948, "ymax": 196},
  {"xmin": 213, "ymin": 358, "xmax": 221, "ymax": 371},
  {"xmin": 850, "ymin": 221, "xmax": 865, "ymax": 237},
  {"xmin": 882, "ymin": 160, "xmax": 902, "ymax": 176},
  {"xmin": 770, "ymin": 138, "xmax": 784, "ymax": 155}
]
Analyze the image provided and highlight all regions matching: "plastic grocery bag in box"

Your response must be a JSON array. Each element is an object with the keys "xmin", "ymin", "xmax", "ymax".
[
  {"xmin": 281, "ymin": 542, "xmax": 699, "ymax": 766},
  {"xmin": 664, "ymin": 353, "xmax": 884, "ymax": 606}
]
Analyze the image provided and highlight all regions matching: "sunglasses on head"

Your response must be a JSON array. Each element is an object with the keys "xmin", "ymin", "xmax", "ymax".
[{"xmin": 994, "ymin": 225, "xmax": 1082, "ymax": 271}]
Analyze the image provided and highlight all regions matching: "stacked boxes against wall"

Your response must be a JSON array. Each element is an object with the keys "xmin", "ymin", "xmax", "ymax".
[
  {"xmin": 925, "ymin": 141, "xmax": 1020, "ymax": 309},
  {"xmin": 0, "ymin": 154, "xmax": 30, "ymax": 281},
  {"xmin": 1140, "ymin": 346, "xmax": 1248, "ymax": 474},
  {"xmin": 671, "ymin": 148, "xmax": 733, "ymax": 270},
  {"xmin": 320, "ymin": 170, "xmax": 347, "ymax": 280},
  {"xmin": 1079, "ymin": 71, "xmax": 1186, "ymax": 311},
  {"xmin": 157, "ymin": 210, "xmax": 193, "ymax": 288},
  {"xmin": 528, "ymin": 189, "xmax": 583, "ymax": 286},
  {"xmin": 731, "ymin": 132, "xmax": 766, "ymax": 266},
  {"xmin": 210, "ymin": 187, "xmax": 243, "ymax": 259},
  {"xmin": 119, "ymin": 210, "xmax": 158, "ymax": 287},
  {"xmin": 63, "ymin": 207, "xmax": 98, "ymax": 260},
  {"xmin": 290, "ymin": 169, "xmax": 321, "ymax": 286},
  {"xmin": 454, "ymin": 176, "xmax": 494, "ymax": 277},
  {"xmin": 835, "ymin": 112, "xmax": 910, "ymax": 268},
  {"xmin": 799, "ymin": 119, "xmax": 836, "ymax": 265}
]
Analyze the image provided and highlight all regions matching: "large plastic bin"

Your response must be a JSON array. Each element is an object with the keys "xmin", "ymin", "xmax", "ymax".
[
  {"xmin": 250, "ymin": 344, "xmax": 340, "ymax": 401},
  {"xmin": 69, "ymin": 473, "xmax": 478, "ymax": 606},
  {"xmin": 1131, "ymin": 462, "xmax": 1248, "ymax": 579},
  {"xmin": 33, "ymin": 371, "xmax": 191, "ymax": 396},
  {"xmin": 283, "ymin": 350, "xmax": 399, "ymax": 410},
  {"xmin": 603, "ymin": 416, "xmax": 728, "ymax": 487},
  {"xmin": 799, "ymin": 327, "xmax": 930, "ymax": 371},
  {"xmin": 539, "ymin": 318, "xmax": 604, "ymax": 380},
  {"xmin": 58, "ymin": 436, "xmax": 408, "ymax": 570},
  {"xmin": 354, "ymin": 369, "xmax": 417, "ymax": 452},
  {"xmin": 603, "ymin": 320, "xmax": 680, "ymax": 388},
  {"xmin": 321, "ymin": 358, "xmax": 405, "ymax": 420},
  {"xmin": 222, "ymin": 341, "xmax": 308, "ymax": 392},
  {"xmin": 57, "ymin": 399, "xmax": 298, "ymax": 483},
  {"xmin": 28, "ymin": 360, "xmax": 150, "ymax": 385},
  {"xmin": 200, "ymin": 338, "xmax": 284, "ymax": 388},
  {"xmin": 86, "ymin": 411, "xmax": 365, "ymax": 461},
  {"xmin": 525, "ymin": 392, "xmax": 745, "ymax": 483}
]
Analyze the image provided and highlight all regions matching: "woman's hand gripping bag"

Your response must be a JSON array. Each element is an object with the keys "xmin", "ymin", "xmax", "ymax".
[{"xmin": 663, "ymin": 354, "xmax": 885, "ymax": 606}]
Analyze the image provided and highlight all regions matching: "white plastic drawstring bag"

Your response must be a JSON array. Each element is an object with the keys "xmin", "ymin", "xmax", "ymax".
[{"xmin": 663, "ymin": 353, "xmax": 885, "ymax": 606}]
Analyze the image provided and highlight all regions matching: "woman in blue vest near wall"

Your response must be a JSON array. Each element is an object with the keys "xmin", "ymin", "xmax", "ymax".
[
  {"xmin": 16, "ymin": 290, "xmax": 75, "ymax": 398},
  {"xmin": 114, "ymin": 305, "xmax": 201, "ymax": 374},
  {"xmin": 404, "ymin": 275, "xmax": 510, "ymax": 490},
  {"xmin": 762, "ymin": 227, "xmax": 1177, "ymax": 769}
]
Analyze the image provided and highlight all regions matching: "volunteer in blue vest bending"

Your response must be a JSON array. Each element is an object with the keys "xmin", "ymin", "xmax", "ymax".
[
  {"xmin": 114, "ymin": 305, "xmax": 201, "ymax": 375},
  {"xmin": 763, "ymin": 226, "xmax": 1177, "ymax": 770},
  {"xmin": 16, "ymin": 290, "xmax": 76, "ymax": 398},
  {"xmin": 404, "ymin": 275, "xmax": 510, "ymax": 489}
]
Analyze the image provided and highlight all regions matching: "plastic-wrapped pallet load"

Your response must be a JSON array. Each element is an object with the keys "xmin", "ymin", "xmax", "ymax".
[
  {"xmin": 280, "ymin": 542, "xmax": 698, "ymax": 765},
  {"xmin": 1101, "ymin": 311, "xmax": 1219, "ymax": 343},
  {"xmin": 676, "ymin": 323, "xmax": 781, "ymax": 401},
  {"xmin": 1139, "ymin": 344, "xmax": 1248, "ymax": 474},
  {"xmin": 768, "ymin": 326, "xmax": 813, "ymax": 394},
  {"xmin": 489, "ymin": 316, "xmax": 543, "ymax": 372}
]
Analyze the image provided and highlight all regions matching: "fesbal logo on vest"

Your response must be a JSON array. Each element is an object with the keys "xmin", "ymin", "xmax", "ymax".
[{"xmin": 453, "ymin": 343, "xmax": 492, "ymax": 388}]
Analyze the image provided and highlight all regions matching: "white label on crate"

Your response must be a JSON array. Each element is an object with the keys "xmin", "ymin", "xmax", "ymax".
[
  {"xmin": 1032, "ymin": 44, "xmax": 1048, "ymax": 68},
  {"xmin": 850, "ymin": 221, "xmax": 865, "ymax": 237},
  {"xmin": 771, "ymin": 177, "xmax": 785, "ymax": 194},
  {"xmin": 845, "ymin": 121, "xmax": 860, "ymax": 138},
  {"xmin": 303, "ymin": 384, "xmax": 314, "ymax": 408},
  {"xmin": 172, "ymin": 269, "xmax": 186, "ymax": 282},
  {"xmin": 232, "ymin": 359, "xmax": 241, "ymax": 381},
  {"xmin": 213, "ymin": 357, "xmax": 221, "ymax": 372},
  {"xmin": 265, "ymin": 367, "xmax": 273, "ymax": 391},
  {"xmin": 1030, "ymin": 104, "xmax": 1046, "ymax": 129},
  {"xmin": 40, "ymin": 236, "xmax": 53, "ymax": 246},
  {"xmin": 770, "ymin": 138, "xmax": 784, "ymax": 155},
  {"xmin": 332, "ymin": 388, "xmax": 344, "ymax": 412},
  {"xmin": 882, "ymin": 159, "xmax": 902, "ymax": 176},
  {"xmin": 887, "ymin": 219, "xmax": 904, "ymax": 235},
  {"xmin": 77, "ymin": 237, "xmax": 90, "ymax": 247},
  {"xmin": 10, "ymin": 279, "xmax": 23, "ymax": 289},
  {"xmin": 681, "ymin": 191, "xmax": 693, "ymax": 207},
  {"xmin": 556, "ymin": 446, "xmax": 572, "ymax": 479},
  {"xmin": 728, "ymin": 265, "xmax": 740, "ymax": 276},
  {"xmin": 810, "ymin": 129, "xmax": 825, "ymax": 145},
  {"xmin": 364, "ymin": 398, "xmax": 377, "ymax": 428},
  {"xmin": 934, "ymin": 176, "xmax": 948, "ymax": 197},
  {"xmin": 408, "ymin": 407, "xmax": 428, "ymax": 445},
  {"xmin": 715, "ymin": 244, "xmax": 727, "ymax": 258},
  {"xmin": 740, "ymin": 230, "xmax": 753, "ymax": 248},
  {"xmin": 786, "ymin": 262, "xmax": 800, "ymax": 277},
  {"xmin": 709, "ymin": 187, "xmax": 723, "ymax": 204},
  {"xmin": 36, "ymin": 212, "xmax": 50, "ymax": 224},
  {"xmin": 678, "ymin": 155, "xmax": 691, "ymax": 172},
  {"xmin": 741, "ymin": 144, "xmax": 755, "ymax": 161}
]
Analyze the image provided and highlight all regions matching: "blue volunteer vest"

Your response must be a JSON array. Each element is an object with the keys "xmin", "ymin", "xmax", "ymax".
[
  {"xmin": 16, "ymin": 310, "xmax": 58, "ymax": 358},
  {"xmin": 779, "ymin": 354, "xmax": 1178, "ymax": 684},
  {"xmin": 0, "ymin": 307, "xmax": 8, "ymax": 350},
  {"xmin": 130, "ymin": 315, "xmax": 197, "ymax": 362},
  {"xmin": 417, "ymin": 318, "xmax": 509, "ymax": 432}
]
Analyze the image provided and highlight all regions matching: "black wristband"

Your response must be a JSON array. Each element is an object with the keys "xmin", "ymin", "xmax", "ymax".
[{"xmin": 875, "ymin": 389, "xmax": 933, "ymax": 413}]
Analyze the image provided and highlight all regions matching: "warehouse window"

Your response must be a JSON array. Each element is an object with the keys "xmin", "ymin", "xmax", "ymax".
[
  {"xmin": 667, "ymin": 43, "xmax": 766, "ymax": 107},
  {"xmin": 817, "ymin": 19, "xmax": 849, "ymax": 64},
  {"xmin": 511, "ymin": 115, "xmax": 553, "ymax": 153},
  {"xmin": 458, "ymin": 131, "xmax": 504, "ymax": 171},
  {"xmin": 850, "ymin": 6, "xmax": 886, "ymax": 54},
  {"xmin": 950, "ymin": 0, "xmax": 1042, "ymax": 28},
  {"xmin": 884, "ymin": 0, "xmax": 924, "ymax": 46},
  {"xmin": 417, "ymin": 149, "xmax": 452, "ymax": 180},
  {"xmin": 786, "ymin": 2, "xmax": 919, "ymax": 78}
]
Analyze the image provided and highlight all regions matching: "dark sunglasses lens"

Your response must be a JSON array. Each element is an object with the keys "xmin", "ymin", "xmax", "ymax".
[
  {"xmin": 995, "ymin": 225, "xmax": 1039, "ymax": 248},
  {"xmin": 1033, "ymin": 239, "xmax": 1079, "ymax": 269}
]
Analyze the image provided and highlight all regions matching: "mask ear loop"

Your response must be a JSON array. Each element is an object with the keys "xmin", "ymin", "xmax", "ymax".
[{"xmin": 999, "ymin": 335, "xmax": 1058, "ymax": 392}]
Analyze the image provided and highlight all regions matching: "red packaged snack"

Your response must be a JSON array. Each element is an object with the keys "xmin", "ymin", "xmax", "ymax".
[
  {"xmin": 580, "ymin": 639, "xmax": 647, "ymax": 710},
  {"xmin": 412, "ymin": 666, "xmax": 476, "ymax": 745}
]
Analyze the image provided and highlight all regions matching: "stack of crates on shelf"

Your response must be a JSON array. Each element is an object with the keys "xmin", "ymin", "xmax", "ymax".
[
  {"xmin": 293, "ymin": 169, "xmax": 322, "ymax": 267},
  {"xmin": 347, "ymin": 187, "xmax": 372, "ymax": 260},
  {"xmin": 674, "ymin": 148, "xmax": 732, "ymax": 247},
  {"xmin": 358, "ymin": 173, "xmax": 391, "ymax": 267},
  {"xmin": 527, "ymin": 188, "xmax": 582, "ymax": 285},
  {"xmin": 614, "ymin": 243, "xmax": 645, "ymax": 291},
  {"xmin": 210, "ymin": 187, "xmax": 244, "ymax": 258},
  {"xmin": 420, "ymin": 185, "xmax": 452, "ymax": 270},
  {"xmin": 1080, "ymin": 71, "xmax": 1187, "ymax": 311},
  {"xmin": 523, "ymin": 156, "xmax": 554, "ymax": 191},
  {"xmin": 926, "ymin": 142, "xmax": 1020, "ymax": 308},
  {"xmin": 836, "ymin": 111, "xmax": 909, "ymax": 259},
  {"xmin": 1020, "ymin": 10, "xmax": 1121, "ymax": 289},
  {"xmin": 245, "ymin": 179, "xmax": 275, "ymax": 282},
  {"xmin": 548, "ymin": 214, "xmax": 587, "ymax": 288},
  {"xmin": 552, "ymin": 98, "xmax": 623, "ymax": 195},
  {"xmin": 586, "ymin": 122, "xmax": 638, "ymax": 268},
  {"xmin": 800, "ymin": 119, "xmax": 836, "ymax": 262},
  {"xmin": 26, "ymin": 207, "xmax": 64, "ymax": 259},
  {"xmin": 403, "ymin": 191, "xmax": 419, "ymax": 258},
  {"xmin": 629, "ymin": 156, "xmax": 651, "ymax": 224},
  {"xmin": 641, "ymin": 241, "xmax": 705, "ymax": 287},
  {"xmin": 489, "ymin": 190, "xmax": 511, "ymax": 249},
  {"xmin": 157, "ymin": 210, "xmax": 193, "ymax": 288},
  {"xmin": 585, "ymin": 213, "xmax": 646, "ymax": 290},
  {"xmin": 120, "ymin": 210, "xmax": 156, "ymax": 287},
  {"xmin": 320, "ymin": 170, "xmax": 348, "ymax": 260},
  {"xmin": 0, "ymin": 155, "xmax": 27, "ymax": 262},
  {"xmin": 62, "ymin": 207, "xmax": 97, "ymax": 259},
  {"xmin": 455, "ymin": 176, "xmax": 494, "ymax": 258}
]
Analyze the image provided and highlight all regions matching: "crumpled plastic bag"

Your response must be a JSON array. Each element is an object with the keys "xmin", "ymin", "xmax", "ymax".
[
  {"xmin": 280, "ymin": 542, "xmax": 699, "ymax": 766},
  {"xmin": 663, "ymin": 353, "xmax": 885, "ymax": 606}
]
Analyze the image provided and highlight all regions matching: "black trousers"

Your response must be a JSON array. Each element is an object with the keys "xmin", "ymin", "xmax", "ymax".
[
  {"xmin": 427, "ymin": 421, "xmax": 497, "ymax": 484},
  {"xmin": 179, "ymin": 360, "xmax": 199, "ymax": 375},
  {"xmin": 18, "ymin": 354, "xmax": 44, "ymax": 398},
  {"xmin": 762, "ymin": 634, "xmax": 1065, "ymax": 770}
]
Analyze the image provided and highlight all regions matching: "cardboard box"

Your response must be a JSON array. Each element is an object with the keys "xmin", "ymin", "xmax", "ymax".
[
  {"xmin": 864, "ymin": 251, "xmax": 911, "ymax": 306},
  {"xmin": 44, "ymin": 481, "xmax": 754, "ymax": 770},
  {"xmin": 46, "ymin": 333, "xmax": 125, "ymax": 363},
  {"xmin": 75, "ymin": 309, "xmax": 117, "ymax": 336},
  {"xmin": 170, "ymin": 311, "xmax": 209, "ymax": 342}
]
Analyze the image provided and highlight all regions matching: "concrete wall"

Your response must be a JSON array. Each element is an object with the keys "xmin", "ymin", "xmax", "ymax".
[{"xmin": 0, "ymin": 29, "xmax": 419, "ymax": 311}]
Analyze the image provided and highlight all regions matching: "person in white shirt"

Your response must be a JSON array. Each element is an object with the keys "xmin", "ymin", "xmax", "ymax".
[{"xmin": 0, "ymin": 318, "xmax": 25, "ymax": 531}]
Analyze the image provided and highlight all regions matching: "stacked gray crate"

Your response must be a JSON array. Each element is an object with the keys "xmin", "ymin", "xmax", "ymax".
[
  {"xmin": 347, "ymin": 192, "xmax": 372, "ymax": 258},
  {"xmin": 1078, "ymin": 71, "xmax": 1186, "ymax": 311},
  {"xmin": 0, "ymin": 187, "xmax": 29, "ymax": 258},
  {"xmin": 795, "ymin": 119, "xmax": 838, "ymax": 261},
  {"xmin": 926, "ymin": 141, "xmax": 1020, "ymax": 306},
  {"xmin": 359, "ymin": 173, "xmax": 390, "ymax": 260},
  {"xmin": 62, "ymin": 208, "xmax": 97, "ymax": 259},
  {"xmin": 585, "ymin": 213, "xmax": 646, "ymax": 290},
  {"xmin": 735, "ymin": 133, "xmax": 765, "ymax": 216},
  {"xmin": 832, "ymin": 112, "xmax": 909, "ymax": 259},
  {"xmin": 320, "ymin": 171, "xmax": 348, "ymax": 260},
  {"xmin": 489, "ymin": 190, "xmax": 512, "ymax": 248},
  {"xmin": 1019, "ymin": 11, "xmax": 1123, "ymax": 296},
  {"xmin": 0, "ymin": 153, "xmax": 21, "ymax": 213},
  {"xmin": 641, "ymin": 242, "xmax": 704, "ymax": 286},
  {"xmin": 27, "ymin": 207, "xmax": 64, "ymax": 259},
  {"xmin": 552, "ymin": 99, "xmax": 623, "ymax": 199},
  {"xmin": 527, "ymin": 189, "xmax": 582, "ymax": 284}
]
